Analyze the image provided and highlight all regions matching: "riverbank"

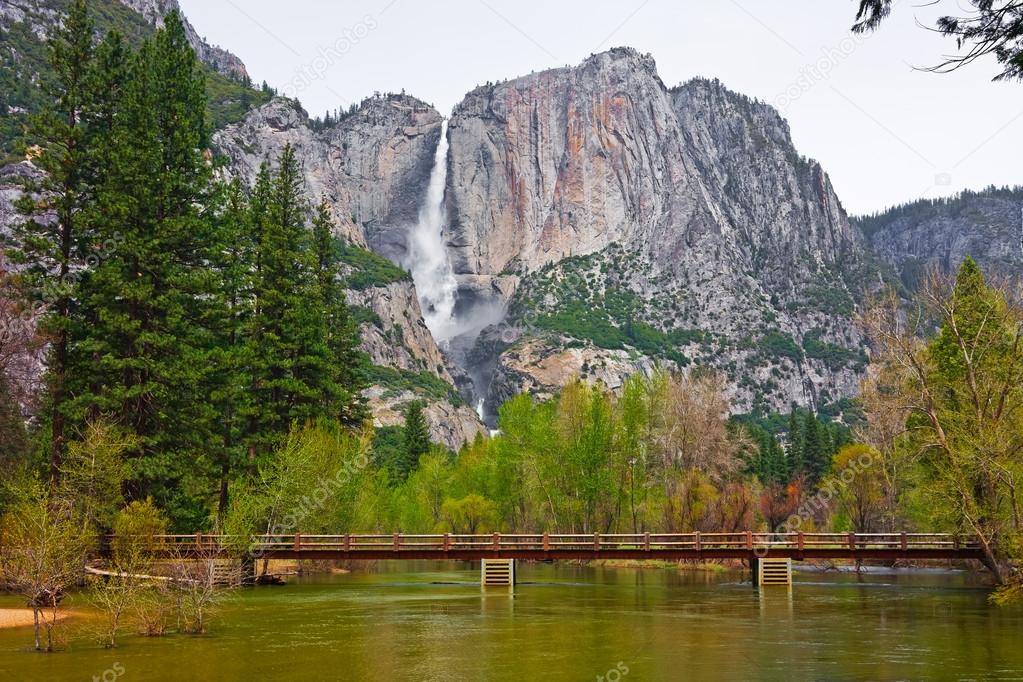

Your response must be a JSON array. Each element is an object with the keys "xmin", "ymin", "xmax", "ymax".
[
  {"xmin": 0, "ymin": 609, "xmax": 71, "ymax": 630},
  {"xmin": 587, "ymin": 559, "xmax": 731, "ymax": 572}
]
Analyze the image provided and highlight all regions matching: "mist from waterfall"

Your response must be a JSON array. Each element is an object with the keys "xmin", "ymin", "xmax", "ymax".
[{"xmin": 406, "ymin": 120, "xmax": 459, "ymax": 344}]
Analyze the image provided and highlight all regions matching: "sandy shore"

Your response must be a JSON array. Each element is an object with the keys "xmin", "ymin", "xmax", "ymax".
[
  {"xmin": 0, "ymin": 608, "xmax": 71, "ymax": 630},
  {"xmin": 0, "ymin": 609, "xmax": 38, "ymax": 629}
]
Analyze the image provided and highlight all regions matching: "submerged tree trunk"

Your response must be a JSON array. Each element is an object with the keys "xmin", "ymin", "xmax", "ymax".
[{"xmin": 32, "ymin": 607, "xmax": 40, "ymax": 651}]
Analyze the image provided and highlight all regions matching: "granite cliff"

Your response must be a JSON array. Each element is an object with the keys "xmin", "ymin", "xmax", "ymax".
[{"xmin": 444, "ymin": 49, "xmax": 870, "ymax": 416}]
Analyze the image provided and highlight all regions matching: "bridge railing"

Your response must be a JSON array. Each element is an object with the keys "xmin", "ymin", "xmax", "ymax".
[{"xmin": 117, "ymin": 532, "xmax": 982, "ymax": 554}]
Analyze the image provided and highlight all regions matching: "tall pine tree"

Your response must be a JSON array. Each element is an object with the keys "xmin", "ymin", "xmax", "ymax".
[
  {"xmin": 246, "ymin": 146, "xmax": 334, "ymax": 454},
  {"xmin": 207, "ymin": 179, "xmax": 256, "ymax": 515},
  {"xmin": 399, "ymin": 400, "xmax": 431, "ymax": 480},
  {"xmin": 802, "ymin": 412, "xmax": 827, "ymax": 485},
  {"xmin": 311, "ymin": 198, "xmax": 368, "ymax": 427},
  {"xmin": 785, "ymin": 408, "xmax": 803, "ymax": 480},
  {"xmin": 76, "ymin": 12, "xmax": 217, "ymax": 521}
]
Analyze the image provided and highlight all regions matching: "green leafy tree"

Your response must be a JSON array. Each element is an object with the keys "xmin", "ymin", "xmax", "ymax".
[
  {"xmin": 90, "ymin": 498, "xmax": 169, "ymax": 648},
  {"xmin": 439, "ymin": 494, "xmax": 499, "ymax": 534},
  {"xmin": 58, "ymin": 420, "xmax": 135, "ymax": 534},
  {"xmin": 827, "ymin": 444, "xmax": 885, "ymax": 533},
  {"xmin": 226, "ymin": 423, "xmax": 370, "ymax": 578},
  {"xmin": 861, "ymin": 258, "xmax": 1023, "ymax": 591},
  {"xmin": 0, "ymin": 476, "xmax": 94, "ymax": 652}
]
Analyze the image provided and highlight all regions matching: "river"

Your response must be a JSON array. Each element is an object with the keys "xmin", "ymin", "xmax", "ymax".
[{"xmin": 0, "ymin": 563, "xmax": 1020, "ymax": 681}]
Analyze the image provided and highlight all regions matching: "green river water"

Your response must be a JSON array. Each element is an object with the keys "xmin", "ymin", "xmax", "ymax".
[{"xmin": 0, "ymin": 563, "xmax": 1020, "ymax": 681}]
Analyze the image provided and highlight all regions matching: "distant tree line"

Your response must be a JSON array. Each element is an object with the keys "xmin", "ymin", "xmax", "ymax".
[{"xmin": 854, "ymin": 185, "xmax": 1023, "ymax": 238}]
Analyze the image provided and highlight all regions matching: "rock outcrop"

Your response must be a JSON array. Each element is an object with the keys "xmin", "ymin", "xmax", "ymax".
[
  {"xmin": 347, "ymin": 280, "xmax": 452, "ymax": 379},
  {"xmin": 213, "ymin": 95, "xmax": 443, "ymax": 247},
  {"xmin": 365, "ymin": 386, "xmax": 486, "ymax": 450},
  {"xmin": 0, "ymin": 0, "xmax": 60, "ymax": 38},
  {"xmin": 0, "ymin": 163, "xmax": 38, "ymax": 240}
]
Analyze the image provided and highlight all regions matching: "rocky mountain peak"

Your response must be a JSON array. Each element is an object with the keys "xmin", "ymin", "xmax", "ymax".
[
  {"xmin": 577, "ymin": 46, "xmax": 661, "ymax": 81},
  {"xmin": 117, "ymin": 0, "xmax": 249, "ymax": 80},
  {"xmin": 672, "ymin": 77, "xmax": 793, "ymax": 143},
  {"xmin": 253, "ymin": 97, "xmax": 310, "ymax": 131},
  {"xmin": 346, "ymin": 93, "xmax": 439, "ymax": 126}
]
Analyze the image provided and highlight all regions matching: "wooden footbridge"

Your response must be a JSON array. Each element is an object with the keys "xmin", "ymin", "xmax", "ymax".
[{"xmin": 121, "ymin": 532, "xmax": 984, "ymax": 562}]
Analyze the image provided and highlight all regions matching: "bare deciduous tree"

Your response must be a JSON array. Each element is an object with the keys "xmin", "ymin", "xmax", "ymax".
[
  {"xmin": 0, "ymin": 480, "xmax": 93, "ymax": 651},
  {"xmin": 647, "ymin": 371, "xmax": 742, "ymax": 482}
]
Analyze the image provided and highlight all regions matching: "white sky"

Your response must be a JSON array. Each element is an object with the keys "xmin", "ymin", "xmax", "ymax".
[{"xmin": 177, "ymin": 0, "xmax": 1023, "ymax": 215}]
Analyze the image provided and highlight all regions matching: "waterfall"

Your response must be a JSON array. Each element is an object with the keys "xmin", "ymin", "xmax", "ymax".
[{"xmin": 406, "ymin": 120, "xmax": 459, "ymax": 344}]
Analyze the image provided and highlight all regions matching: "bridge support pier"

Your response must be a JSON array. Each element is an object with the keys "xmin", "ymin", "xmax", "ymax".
[
  {"xmin": 482, "ymin": 559, "xmax": 515, "ymax": 587},
  {"xmin": 756, "ymin": 558, "xmax": 792, "ymax": 586}
]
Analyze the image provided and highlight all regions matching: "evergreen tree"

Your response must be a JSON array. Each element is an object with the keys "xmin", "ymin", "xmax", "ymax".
[
  {"xmin": 207, "ymin": 179, "xmax": 256, "ymax": 515},
  {"xmin": 13, "ymin": 0, "xmax": 96, "ymax": 481},
  {"xmin": 802, "ymin": 412, "xmax": 827, "ymax": 484},
  {"xmin": 746, "ymin": 427, "xmax": 768, "ymax": 480},
  {"xmin": 246, "ymin": 146, "xmax": 333, "ymax": 453},
  {"xmin": 767, "ymin": 434, "xmax": 787, "ymax": 484},
  {"xmin": 399, "ymin": 401, "xmax": 431, "ymax": 479},
  {"xmin": 82, "ymin": 31, "xmax": 129, "ymax": 180},
  {"xmin": 756, "ymin": 431, "xmax": 787, "ymax": 484},
  {"xmin": 74, "ymin": 12, "xmax": 217, "ymax": 518},
  {"xmin": 829, "ymin": 421, "xmax": 851, "ymax": 453},
  {"xmin": 785, "ymin": 409, "xmax": 803, "ymax": 479},
  {"xmin": 311, "ymin": 198, "xmax": 368, "ymax": 427}
]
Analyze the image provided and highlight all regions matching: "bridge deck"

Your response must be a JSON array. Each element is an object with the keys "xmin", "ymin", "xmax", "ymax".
[{"xmin": 116, "ymin": 532, "xmax": 984, "ymax": 562}]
